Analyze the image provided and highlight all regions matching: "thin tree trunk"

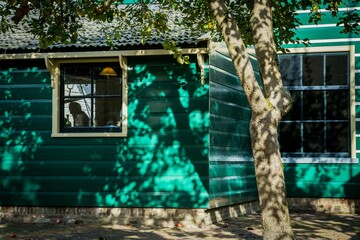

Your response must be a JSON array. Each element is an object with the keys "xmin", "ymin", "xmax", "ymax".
[
  {"xmin": 249, "ymin": 1, "xmax": 294, "ymax": 239},
  {"xmin": 250, "ymin": 111, "xmax": 295, "ymax": 240},
  {"xmin": 208, "ymin": 0, "xmax": 295, "ymax": 239}
]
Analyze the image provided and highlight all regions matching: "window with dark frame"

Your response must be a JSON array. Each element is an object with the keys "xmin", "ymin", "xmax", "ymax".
[
  {"xmin": 279, "ymin": 52, "xmax": 350, "ymax": 157},
  {"xmin": 60, "ymin": 62, "xmax": 122, "ymax": 133}
]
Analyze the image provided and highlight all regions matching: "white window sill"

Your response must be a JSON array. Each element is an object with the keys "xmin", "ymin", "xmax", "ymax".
[
  {"xmin": 282, "ymin": 157, "xmax": 359, "ymax": 164},
  {"xmin": 51, "ymin": 132, "xmax": 127, "ymax": 138}
]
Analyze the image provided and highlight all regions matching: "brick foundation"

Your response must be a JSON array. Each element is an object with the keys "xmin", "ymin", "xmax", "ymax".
[
  {"xmin": 287, "ymin": 198, "xmax": 360, "ymax": 214},
  {"xmin": 1, "ymin": 198, "xmax": 358, "ymax": 226},
  {"xmin": 0, "ymin": 201, "xmax": 259, "ymax": 227}
]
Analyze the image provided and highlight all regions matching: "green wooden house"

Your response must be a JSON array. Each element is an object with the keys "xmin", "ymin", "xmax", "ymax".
[
  {"xmin": 0, "ymin": 4, "xmax": 360, "ymax": 221},
  {"xmin": 0, "ymin": 21, "xmax": 258, "ymax": 214}
]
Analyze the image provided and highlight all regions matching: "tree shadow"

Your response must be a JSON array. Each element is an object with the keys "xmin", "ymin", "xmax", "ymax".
[
  {"xmin": 91, "ymin": 55, "xmax": 209, "ymax": 211},
  {"xmin": 0, "ymin": 59, "xmax": 46, "ymax": 205}
]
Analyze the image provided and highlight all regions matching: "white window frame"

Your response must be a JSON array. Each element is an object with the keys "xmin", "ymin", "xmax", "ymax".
[
  {"xmin": 46, "ymin": 55, "xmax": 128, "ymax": 138},
  {"xmin": 278, "ymin": 46, "xmax": 357, "ymax": 164}
]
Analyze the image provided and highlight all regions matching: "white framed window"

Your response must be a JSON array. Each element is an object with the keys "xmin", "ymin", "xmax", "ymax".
[
  {"xmin": 278, "ymin": 46, "xmax": 356, "ymax": 161},
  {"xmin": 47, "ymin": 56, "xmax": 128, "ymax": 137}
]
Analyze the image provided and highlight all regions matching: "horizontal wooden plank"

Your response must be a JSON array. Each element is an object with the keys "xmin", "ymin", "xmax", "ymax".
[
  {"xmin": 0, "ymin": 115, "xmax": 52, "ymax": 131},
  {"xmin": 0, "ymin": 159, "xmax": 209, "ymax": 177},
  {"xmin": 209, "ymin": 52, "xmax": 237, "ymax": 76},
  {"xmin": 210, "ymin": 82, "xmax": 249, "ymax": 106},
  {"xmin": 1, "ymin": 146, "xmax": 208, "ymax": 164},
  {"xmin": 209, "ymin": 162, "xmax": 255, "ymax": 178},
  {"xmin": 25, "ymin": 145, "xmax": 208, "ymax": 161},
  {"xmin": 356, "ymin": 89, "xmax": 360, "ymax": 102},
  {"xmin": 294, "ymin": 26, "xmax": 354, "ymax": 41},
  {"xmin": 1, "ymin": 112, "xmax": 208, "ymax": 135},
  {"xmin": 210, "ymin": 51, "xmax": 259, "ymax": 76},
  {"xmin": 128, "ymin": 59, "xmax": 200, "ymax": 83},
  {"xmin": 0, "ymin": 191, "xmax": 209, "ymax": 208},
  {"xmin": 209, "ymin": 66, "xmax": 241, "ymax": 90},
  {"xmin": 0, "ymin": 175, "xmax": 209, "ymax": 193},
  {"xmin": 0, "ymin": 100, "xmax": 51, "ymax": 115},
  {"xmin": 0, "ymin": 59, "xmax": 46, "ymax": 71},
  {"xmin": 356, "ymin": 72, "xmax": 360, "ymax": 86},
  {"xmin": 209, "ymin": 146, "xmax": 253, "ymax": 162},
  {"xmin": 210, "ymin": 130, "xmax": 252, "ymax": 149},
  {"xmin": 209, "ymin": 176, "xmax": 257, "ymax": 194},
  {"xmin": 128, "ymin": 112, "xmax": 208, "ymax": 130},
  {"xmin": 0, "ymin": 71, "xmax": 50, "ymax": 85},
  {"xmin": 296, "ymin": 10, "xmax": 360, "ymax": 26},
  {"xmin": 284, "ymin": 164, "xmax": 360, "ymax": 198},
  {"xmin": 129, "ymin": 97, "xmax": 208, "ymax": 113},
  {"xmin": 0, "ymin": 128, "xmax": 208, "ymax": 146},
  {"xmin": 210, "ymin": 114, "xmax": 250, "ymax": 134},
  {"xmin": 284, "ymin": 164, "xmax": 360, "ymax": 180},
  {"xmin": 128, "ymin": 81, "xmax": 208, "ymax": 98},
  {"xmin": 210, "ymin": 99, "xmax": 252, "ymax": 120},
  {"xmin": 0, "ymin": 85, "xmax": 51, "ymax": 100}
]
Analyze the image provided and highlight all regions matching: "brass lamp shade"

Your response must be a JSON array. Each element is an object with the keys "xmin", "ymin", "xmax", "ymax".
[{"xmin": 99, "ymin": 67, "xmax": 118, "ymax": 77}]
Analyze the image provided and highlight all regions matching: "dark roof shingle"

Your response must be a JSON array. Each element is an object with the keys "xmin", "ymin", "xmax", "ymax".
[{"xmin": 0, "ymin": 19, "xmax": 207, "ymax": 53}]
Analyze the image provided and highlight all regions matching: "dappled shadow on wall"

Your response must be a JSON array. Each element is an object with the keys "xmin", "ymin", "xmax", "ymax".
[
  {"xmin": 0, "ymin": 67, "xmax": 46, "ymax": 204},
  {"xmin": 284, "ymin": 163, "xmax": 360, "ymax": 200},
  {"xmin": 0, "ymin": 98, "xmax": 43, "ymax": 204},
  {"xmin": 92, "ymin": 58, "xmax": 211, "ymax": 208}
]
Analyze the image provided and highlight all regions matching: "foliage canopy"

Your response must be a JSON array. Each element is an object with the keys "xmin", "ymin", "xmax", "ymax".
[{"xmin": 1, "ymin": 0, "xmax": 359, "ymax": 51}]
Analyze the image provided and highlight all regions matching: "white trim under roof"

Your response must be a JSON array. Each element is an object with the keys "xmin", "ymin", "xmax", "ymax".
[{"xmin": 0, "ymin": 48, "xmax": 208, "ymax": 60}]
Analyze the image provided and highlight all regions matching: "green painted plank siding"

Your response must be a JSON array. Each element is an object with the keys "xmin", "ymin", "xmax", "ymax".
[
  {"xmin": 284, "ymin": 164, "xmax": 360, "ymax": 198},
  {"xmin": 208, "ymin": 49, "xmax": 257, "ymax": 208},
  {"xmin": 0, "ymin": 192, "xmax": 209, "ymax": 208},
  {"xmin": 0, "ymin": 56, "xmax": 210, "ymax": 208}
]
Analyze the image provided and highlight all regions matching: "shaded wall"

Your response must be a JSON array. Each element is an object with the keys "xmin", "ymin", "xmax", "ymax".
[
  {"xmin": 0, "ymin": 55, "xmax": 210, "ymax": 208},
  {"xmin": 208, "ymin": 47, "xmax": 259, "ymax": 208}
]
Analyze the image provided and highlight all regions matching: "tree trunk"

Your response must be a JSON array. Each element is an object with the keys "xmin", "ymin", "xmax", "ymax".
[
  {"xmin": 208, "ymin": 0, "xmax": 295, "ymax": 239},
  {"xmin": 250, "ymin": 1, "xmax": 295, "ymax": 239},
  {"xmin": 250, "ymin": 110, "xmax": 295, "ymax": 240}
]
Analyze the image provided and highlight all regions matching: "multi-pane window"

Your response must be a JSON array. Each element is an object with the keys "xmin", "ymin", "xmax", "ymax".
[
  {"xmin": 279, "ymin": 52, "xmax": 350, "ymax": 157},
  {"xmin": 60, "ymin": 61, "xmax": 123, "ymax": 133}
]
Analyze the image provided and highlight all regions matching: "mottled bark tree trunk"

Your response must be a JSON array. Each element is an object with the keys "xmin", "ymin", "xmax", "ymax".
[{"xmin": 209, "ymin": 0, "xmax": 295, "ymax": 239}]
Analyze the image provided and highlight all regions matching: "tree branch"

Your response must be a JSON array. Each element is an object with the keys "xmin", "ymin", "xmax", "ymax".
[
  {"xmin": 11, "ymin": 0, "xmax": 29, "ymax": 24},
  {"xmin": 250, "ymin": 0, "xmax": 292, "ymax": 116},
  {"xmin": 97, "ymin": 0, "xmax": 114, "ymax": 15},
  {"xmin": 208, "ymin": 0, "xmax": 268, "ymax": 114}
]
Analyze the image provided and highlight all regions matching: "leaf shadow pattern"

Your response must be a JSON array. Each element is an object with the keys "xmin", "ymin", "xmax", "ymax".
[
  {"xmin": 0, "ymin": 60, "xmax": 46, "ymax": 205},
  {"xmin": 92, "ymin": 56, "xmax": 211, "ymax": 219}
]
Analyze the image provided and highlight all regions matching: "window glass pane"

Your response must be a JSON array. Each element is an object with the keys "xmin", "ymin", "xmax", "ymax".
[
  {"xmin": 279, "ymin": 55, "xmax": 301, "ymax": 86},
  {"xmin": 304, "ymin": 122, "xmax": 324, "ymax": 152},
  {"xmin": 326, "ymin": 122, "xmax": 349, "ymax": 153},
  {"xmin": 279, "ymin": 122, "xmax": 302, "ymax": 152},
  {"xmin": 94, "ymin": 64, "xmax": 121, "ymax": 96},
  {"xmin": 303, "ymin": 55, "xmax": 324, "ymax": 86},
  {"xmin": 326, "ymin": 90, "xmax": 349, "ymax": 120},
  {"xmin": 326, "ymin": 55, "xmax": 348, "ymax": 85},
  {"xmin": 63, "ymin": 66, "xmax": 92, "ymax": 97},
  {"xmin": 61, "ymin": 61, "xmax": 122, "ymax": 133},
  {"xmin": 278, "ymin": 52, "xmax": 349, "ymax": 156},
  {"xmin": 63, "ymin": 98, "xmax": 91, "ymax": 127},
  {"xmin": 303, "ymin": 91, "xmax": 324, "ymax": 120},
  {"xmin": 283, "ymin": 91, "xmax": 301, "ymax": 120},
  {"xmin": 94, "ymin": 97, "xmax": 122, "ymax": 127}
]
